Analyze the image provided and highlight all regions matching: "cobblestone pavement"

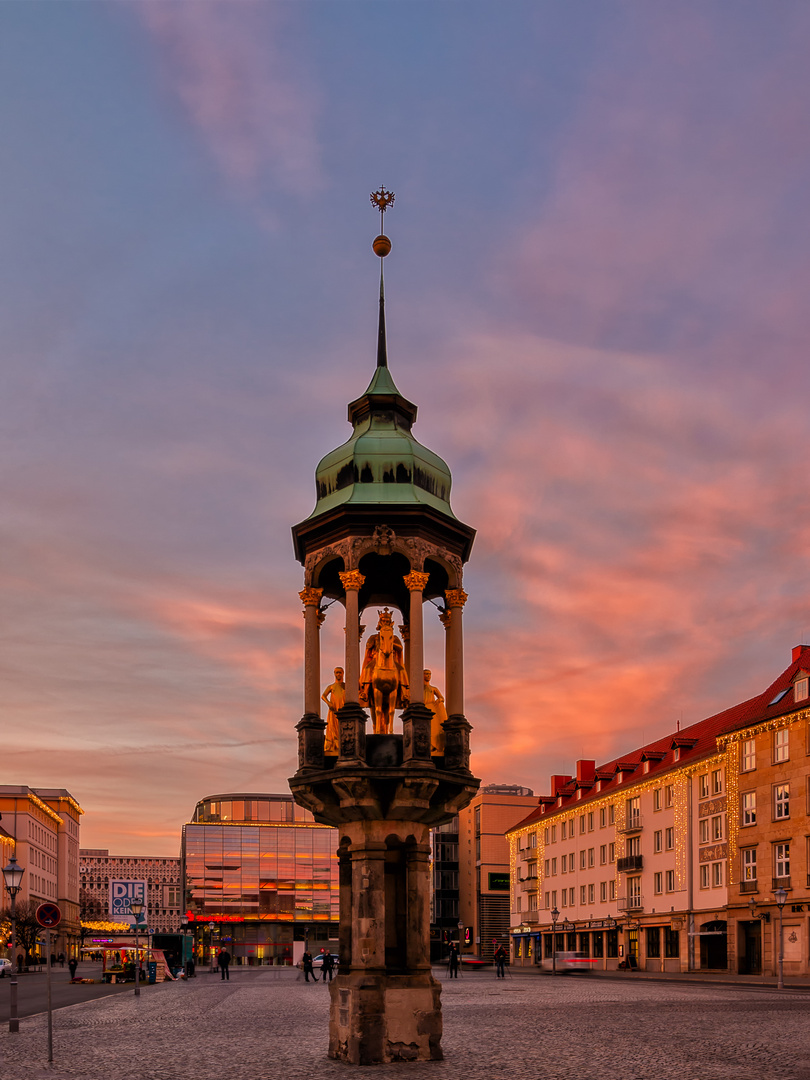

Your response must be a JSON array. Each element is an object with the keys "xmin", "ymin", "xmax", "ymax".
[{"xmin": 2, "ymin": 967, "xmax": 809, "ymax": 1080}]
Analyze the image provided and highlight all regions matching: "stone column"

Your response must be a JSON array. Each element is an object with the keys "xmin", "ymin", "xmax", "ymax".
[
  {"xmin": 339, "ymin": 570, "xmax": 365, "ymax": 703},
  {"xmin": 352, "ymin": 838, "xmax": 387, "ymax": 970},
  {"xmin": 299, "ymin": 587, "xmax": 324, "ymax": 715},
  {"xmin": 443, "ymin": 588, "xmax": 468, "ymax": 717},
  {"xmin": 403, "ymin": 571, "xmax": 430, "ymax": 693},
  {"xmin": 405, "ymin": 840, "xmax": 432, "ymax": 971}
]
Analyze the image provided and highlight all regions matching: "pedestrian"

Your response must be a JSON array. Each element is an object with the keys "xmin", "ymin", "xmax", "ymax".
[
  {"xmin": 320, "ymin": 948, "xmax": 335, "ymax": 983},
  {"xmin": 302, "ymin": 949, "xmax": 316, "ymax": 982},
  {"xmin": 448, "ymin": 943, "xmax": 459, "ymax": 979},
  {"xmin": 68, "ymin": 957, "xmax": 78, "ymax": 981},
  {"xmin": 58, "ymin": 952, "xmax": 65, "ymax": 968},
  {"xmin": 494, "ymin": 943, "xmax": 506, "ymax": 978},
  {"xmin": 217, "ymin": 948, "xmax": 231, "ymax": 981}
]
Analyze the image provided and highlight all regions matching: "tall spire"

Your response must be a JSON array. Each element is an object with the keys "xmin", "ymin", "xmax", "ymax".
[{"xmin": 370, "ymin": 186, "xmax": 395, "ymax": 370}]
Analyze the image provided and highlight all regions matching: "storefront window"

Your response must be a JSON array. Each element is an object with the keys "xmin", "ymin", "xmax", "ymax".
[
  {"xmin": 607, "ymin": 929, "xmax": 618, "ymax": 958},
  {"xmin": 665, "ymin": 927, "xmax": 680, "ymax": 958},
  {"xmin": 646, "ymin": 926, "xmax": 661, "ymax": 958}
]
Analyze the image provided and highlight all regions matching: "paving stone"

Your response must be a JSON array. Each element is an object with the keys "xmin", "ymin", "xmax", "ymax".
[{"xmin": 1, "ymin": 968, "xmax": 809, "ymax": 1080}]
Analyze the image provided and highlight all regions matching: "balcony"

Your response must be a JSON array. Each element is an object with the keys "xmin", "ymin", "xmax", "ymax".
[
  {"xmin": 772, "ymin": 876, "xmax": 791, "ymax": 891},
  {"xmin": 740, "ymin": 880, "xmax": 758, "ymax": 893},
  {"xmin": 617, "ymin": 895, "xmax": 644, "ymax": 912},
  {"xmin": 617, "ymin": 855, "xmax": 643, "ymax": 873},
  {"xmin": 618, "ymin": 815, "xmax": 643, "ymax": 833}
]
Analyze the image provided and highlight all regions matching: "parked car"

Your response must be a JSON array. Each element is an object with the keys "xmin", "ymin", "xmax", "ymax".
[
  {"xmin": 541, "ymin": 951, "xmax": 597, "ymax": 974},
  {"xmin": 0, "ymin": 958, "xmax": 13, "ymax": 977}
]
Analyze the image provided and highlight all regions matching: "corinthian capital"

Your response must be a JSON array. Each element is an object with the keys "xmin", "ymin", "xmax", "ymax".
[
  {"xmin": 403, "ymin": 571, "xmax": 430, "ymax": 592},
  {"xmin": 299, "ymin": 587, "xmax": 323, "ymax": 608},
  {"xmin": 339, "ymin": 570, "xmax": 366, "ymax": 591},
  {"xmin": 444, "ymin": 588, "xmax": 468, "ymax": 609}
]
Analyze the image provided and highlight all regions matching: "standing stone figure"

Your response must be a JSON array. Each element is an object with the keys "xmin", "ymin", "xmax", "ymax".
[
  {"xmin": 423, "ymin": 669, "xmax": 448, "ymax": 756},
  {"xmin": 321, "ymin": 667, "xmax": 345, "ymax": 755}
]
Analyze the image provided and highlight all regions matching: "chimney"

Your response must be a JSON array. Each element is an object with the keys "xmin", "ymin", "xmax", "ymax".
[
  {"xmin": 793, "ymin": 644, "xmax": 810, "ymax": 662},
  {"xmin": 550, "ymin": 775, "xmax": 572, "ymax": 797},
  {"xmin": 576, "ymin": 759, "xmax": 596, "ymax": 783}
]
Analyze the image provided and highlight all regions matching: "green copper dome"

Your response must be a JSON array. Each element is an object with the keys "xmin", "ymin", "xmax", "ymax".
[{"xmin": 309, "ymin": 362, "xmax": 457, "ymax": 521}]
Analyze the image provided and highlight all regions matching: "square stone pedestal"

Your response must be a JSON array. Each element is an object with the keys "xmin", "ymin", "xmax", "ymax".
[{"xmin": 329, "ymin": 971, "xmax": 443, "ymax": 1064}]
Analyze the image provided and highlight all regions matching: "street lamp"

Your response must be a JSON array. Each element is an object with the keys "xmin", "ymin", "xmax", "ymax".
[
  {"xmin": 129, "ymin": 898, "xmax": 144, "ymax": 997},
  {"xmin": 208, "ymin": 922, "xmax": 216, "ymax": 973},
  {"xmin": 2, "ymin": 856, "xmax": 25, "ymax": 1034},
  {"xmin": 774, "ymin": 887, "xmax": 788, "ymax": 990},
  {"xmin": 550, "ymin": 906, "xmax": 560, "ymax": 976}
]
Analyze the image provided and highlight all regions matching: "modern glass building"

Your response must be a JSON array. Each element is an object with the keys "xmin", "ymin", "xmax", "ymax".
[{"xmin": 181, "ymin": 793, "xmax": 339, "ymax": 965}]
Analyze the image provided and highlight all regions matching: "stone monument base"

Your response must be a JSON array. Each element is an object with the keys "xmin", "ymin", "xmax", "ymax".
[{"xmin": 328, "ymin": 970, "xmax": 443, "ymax": 1064}]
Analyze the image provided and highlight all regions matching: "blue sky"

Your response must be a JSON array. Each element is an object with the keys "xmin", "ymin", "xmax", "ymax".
[{"xmin": 2, "ymin": 1, "xmax": 810, "ymax": 854}]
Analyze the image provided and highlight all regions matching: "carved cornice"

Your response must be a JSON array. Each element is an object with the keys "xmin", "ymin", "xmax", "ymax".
[
  {"xmin": 339, "ymin": 570, "xmax": 366, "ymax": 591},
  {"xmin": 445, "ymin": 588, "xmax": 468, "ymax": 609},
  {"xmin": 438, "ymin": 609, "xmax": 451, "ymax": 629},
  {"xmin": 403, "ymin": 571, "xmax": 430, "ymax": 592}
]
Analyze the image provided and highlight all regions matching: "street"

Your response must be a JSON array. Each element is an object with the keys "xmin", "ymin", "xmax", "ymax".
[
  {"xmin": 1, "ymin": 966, "xmax": 809, "ymax": 1080},
  {"xmin": 0, "ymin": 961, "xmax": 146, "ymax": 1022}
]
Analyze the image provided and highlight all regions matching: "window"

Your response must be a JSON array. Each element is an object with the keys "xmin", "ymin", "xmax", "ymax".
[
  {"xmin": 795, "ymin": 677, "xmax": 809, "ymax": 702},
  {"xmin": 608, "ymin": 843, "xmax": 615, "ymax": 864},
  {"xmin": 626, "ymin": 835, "xmax": 641, "ymax": 857},
  {"xmin": 580, "ymin": 850, "xmax": 586, "ymax": 870},
  {"xmin": 673, "ymin": 747, "xmax": 681, "ymax": 761},
  {"xmin": 551, "ymin": 858, "xmax": 557, "ymax": 876},
  {"xmin": 665, "ymin": 785, "xmax": 674, "ymax": 808},
  {"xmin": 551, "ymin": 890, "xmax": 557, "ymax": 908},
  {"xmin": 774, "ymin": 728, "xmax": 789, "ymax": 764},
  {"xmin": 588, "ymin": 847, "xmax": 595, "ymax": 868},
  {"xmin": 665, "ymin": 870, "xmax": 675, "ymax": 892},
  {"xmin": 711, "ymin": 815, "xmax": 723, "ymax": 841},
  {"xmin": 544, "ymin": 828, "xmax": 550, "ymax": 844},
  {"xmin": 561, "ymin": 855, "xmax": 567, "ymax": 874},
  {"xmin": 580, "ymin": 815, "xmax": 586, "ymax": 834},
  {"xmin": 600, "ymin": 881, "xmax": 607, "ymax": 902},
  {"xmin": 700, "ymin": 864, "xmax": 710, "ymax": 889},
  {"xmin": 654, "ymin": 872, "xmax": 662, "ymax": 894},
  {"xmin": 699, "ymin": 774, "xmax": 709, "ymax": 799},
  {"xmin": 529, "ymin": 894, "xmax": 538, "ymax": 910},
  {"xmin": 588, "ymin": 812, "xmax": 594, "ymax": 831},
  {"xmin": 699, "ymin": 819, "xmax": 710, "ymax": 844},
  {"xmin": 530, "ymin": 833, "xmax": 537, "ymax": 848},
  {"xmin": 741, "ymin": 848, "xmax": 757, "ymax": 883},
  {"xmin": 774, "ymin": 842, "xmax": 790, "ymax": 880},
  {"xmin": 580, "ymin": 885, "xmax": 587, "ymax": 905},
  {"xmin": 653, "ymin": 829, "xmax": 663, "ymax": 853},
  {"xmin": 742, "ymin": 738, "xmax": 756, "ymax": 772},
  {"xmin": 551, "ymin": 826, "xmax": 557, "ymax": 843},
  {"xmin": 665, "ymin": 828, "xmax": 674, "ymax": 851},
  {"xmin": 561, "ymin": 822, "xmax": 567, "ymax": 840},
  {"xmin": 569, "ymin": 887, "xmax": 575, "ymax": 906},
  {"xmin": 665, "ymin": 928, "xmax": 680, "ymax": 958},
  {"xmin": 608, "ymin": 805, "xmax": 615, "ymax": 825},
  {"xmin": 653, "ymin": 788, "xmax": 661, "ymax": 811},
  {"xmin": 774, "ymin": 783, "xmax": 790, "ymax": 820},
  {"xmin": 544, "ymin": 892, "xmax": 550, "ymax": 909},
  {"xmin": 600, "ymin": 844, "xmax": 607, "ymax": 865},
  {"xmin": 712, "ymin": 769, "xmax": 723, "ymax": 795},
  {"xmin": 588, "ymin": 883, "xmax": 595, "ymax": 904},
  {"xmin": 646, "ymin": 927, "xmax": 661, "ymax": 958},
  {"xmin": 626, "ymin": 796, "xmax": 641, "ymax": 828},
  {"xmin": 609, "ymin": 880, "xmax": 616, "ymax": 900},
  {"xmin": 741, "ymin": 791, "xmax": 756, "ymax": 827},
  {"xmin": 600, "ymin": 807, "xmax": 606, "ymax": 828},
  {"xmin": 712, "ymin": 861, "xmax": 723, "ymax": 887},
  {"xmin": 544, "ymin": 859, "xmax": 550, "ymax": 876}
]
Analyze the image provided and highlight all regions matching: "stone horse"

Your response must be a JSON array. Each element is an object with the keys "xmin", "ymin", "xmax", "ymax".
[{"xmin": 360, "ymin": 609, "xmax": 409, "ymax": 733}]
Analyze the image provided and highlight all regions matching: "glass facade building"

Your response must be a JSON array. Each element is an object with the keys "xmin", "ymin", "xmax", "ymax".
[{"xmin": 181, "ymin": 793, "xmax": 339, "ymax": 964}]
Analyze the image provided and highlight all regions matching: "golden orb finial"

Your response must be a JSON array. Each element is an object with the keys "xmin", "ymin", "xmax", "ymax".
[
  {"xmin": 370, "ymin": 187, "xmax": 394, "ymax": 257},
  {"xmin": 373, "ymin": 234, "xmax": 392, "ymax": 257}
]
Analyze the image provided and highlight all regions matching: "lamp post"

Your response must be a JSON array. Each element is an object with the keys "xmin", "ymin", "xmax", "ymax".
[
  {"xmin": 774, "ymin": 887, "xmax": 788, "ymax": 990},
  {"xmin": 129, "ymin": 898, "xmax": 144, "ymax": 997},
  {"xmin": 550, "ymin": 906, "xmax": 559, "ymax": 976},
  {"xmin": 3, "ymin": 856, "xmax": 25, "ymax": 1034},
  {"xmin": 180, "ymin": 916, "xmax": 189, "ymax": 977},
  {"xmin": 208, "ymin": 922, "xmax": 216, "ymax": 973}
]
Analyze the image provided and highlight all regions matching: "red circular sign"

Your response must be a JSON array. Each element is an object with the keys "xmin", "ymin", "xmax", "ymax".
[{"xmin": 36, "ymin": 903, "xmax": 62, "ymax": 928}]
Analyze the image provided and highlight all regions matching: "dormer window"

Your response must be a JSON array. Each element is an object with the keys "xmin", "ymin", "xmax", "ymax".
[
  {"xmin": 794, "ymin": 677, "xmax": 809, "ymax": 702},
  {"xmin": 643, "ymin": 760, "xmax": 650, "ymax": 774},
  {"xmin": 673, "ymin": 748, "xmax": 680, "ymax": 761}
]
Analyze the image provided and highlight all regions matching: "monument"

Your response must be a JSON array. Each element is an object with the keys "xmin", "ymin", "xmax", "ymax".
[{"xmin": 289, "ymin": 190, "xmax": 480, "ymax": 1064}]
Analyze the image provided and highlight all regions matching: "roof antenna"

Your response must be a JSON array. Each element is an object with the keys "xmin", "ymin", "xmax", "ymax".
[{"xmin": 370, "ymin": 186, "xmax": 395, "ymax": 369}]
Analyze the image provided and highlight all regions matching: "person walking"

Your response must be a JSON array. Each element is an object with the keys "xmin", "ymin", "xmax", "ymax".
[
  {"xmin": 68, "ymin": 957, "xmax": 78, "ymax": 981},
  {"xmin": 302, "ymin": 950, "xmax": 316, "ymax": 983},
  {"xmin": 320, "ymin": 948, "xmax": 335, "ymax": 983},
  {"xmin": 448, "ymin": 943, "xmax": 459, "ymax": 979},
  {"xmin": 494, "ymin": 943, "xmax": 507, "ymax": 978},
  {"xmin": 58, "ymin": 952, "xmax": 65, "ymax": 968},
  {"xmin": 217, "ymin": 948, "xmax": 231, "ymax": 981}
]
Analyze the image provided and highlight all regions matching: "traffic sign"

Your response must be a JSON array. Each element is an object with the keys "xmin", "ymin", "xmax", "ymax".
[{"xmin": 36, "ymin": 903, "xmax": 62, "ymax": 928}]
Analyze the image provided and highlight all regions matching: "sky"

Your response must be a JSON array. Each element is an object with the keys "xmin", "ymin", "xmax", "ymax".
[{"xmin": 3, "ymin": 1, "xmax": 810, "ymax": 856}]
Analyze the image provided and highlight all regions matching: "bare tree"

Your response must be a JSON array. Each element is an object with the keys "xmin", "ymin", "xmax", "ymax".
[{"xmin": 0, "ymin": 900, "xmax": 44, "ymax": 964}]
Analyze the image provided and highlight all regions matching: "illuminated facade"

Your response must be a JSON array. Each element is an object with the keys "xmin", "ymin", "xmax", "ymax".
[
  {"xmin": 719, "ymin": 644, "xmax": 810, "ymax": 978},
  {"xmin": 79, "ymin": 850, "xmax": 182, "ymax": 933},
  {"xmin": 0, "ymin": 786, "xmax": 83, "ymax": 959},
  {"xmin": 181, "ymin": 793, "xmax": 339, "ymax": 964}
]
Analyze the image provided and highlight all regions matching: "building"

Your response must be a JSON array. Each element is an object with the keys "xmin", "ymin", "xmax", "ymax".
[
  {"xmin": 430, "ymin": 816, "xmax": 460, "ymax": 959},
  {"xmin": 458, "ymin": 785, "xmax": 535, "ymax": 961},
  {"xmin": 79, "ymin": 850, "xmax": 182, "ymax": 934},
  {"xmin": 507, "ymin": 644, "xmax": 810, "ymax": 977},
  {"xmin": 719, "ymin": 644, "xmax": 810, "ymax": 978},
  {"xmin": 0, "ymin": 786, "xmax": 83, "ymax": 958},
  {"xmin": 181, "ymin": 793, "xmax": 339, "ymax": 965}
]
